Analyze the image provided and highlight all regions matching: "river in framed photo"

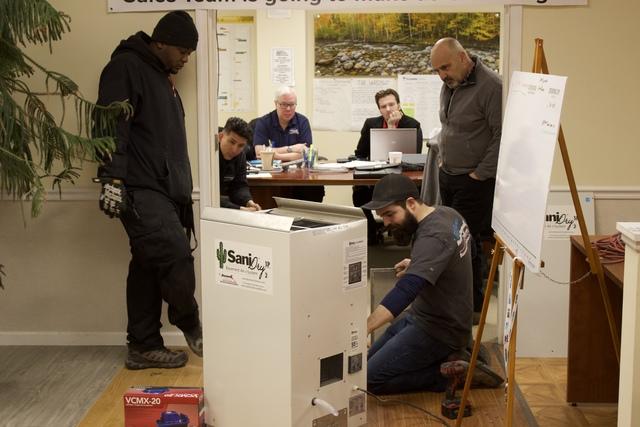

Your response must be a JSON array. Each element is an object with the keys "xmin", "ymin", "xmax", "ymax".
[{"xmin": 314, "ymin": 12, "xmax": 501, "ymax": 78}]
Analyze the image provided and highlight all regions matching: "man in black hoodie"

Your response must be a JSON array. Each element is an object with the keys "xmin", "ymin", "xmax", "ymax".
[{"xmin": 95, "ymin": 11, "xmax": 202, "ymax": 369}]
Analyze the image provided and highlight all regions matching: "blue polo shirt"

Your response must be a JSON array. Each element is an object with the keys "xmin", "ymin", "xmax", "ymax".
[{"xmin": 253, "ymin": 111, "xmax": 312, "ymax": 148}]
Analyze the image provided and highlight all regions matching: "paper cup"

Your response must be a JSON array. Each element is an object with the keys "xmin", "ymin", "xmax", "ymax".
[
  {"xmin": 388, "ymin": 151, "xmax": 402, "ymax": 165},
  {"xmin": 261, "ymin": 151, "xmax": 275, "ymax": 170}
]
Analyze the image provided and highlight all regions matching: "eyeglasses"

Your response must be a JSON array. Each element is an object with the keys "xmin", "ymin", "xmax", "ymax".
[{"xmin": 277, "ymin": 102, "xmax": 297, "ymax": 109}]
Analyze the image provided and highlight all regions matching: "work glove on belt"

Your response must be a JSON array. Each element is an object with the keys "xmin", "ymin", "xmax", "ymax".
[{"xmin": 93, "ymin": 177, "xmax": 130, "ymax": 219}]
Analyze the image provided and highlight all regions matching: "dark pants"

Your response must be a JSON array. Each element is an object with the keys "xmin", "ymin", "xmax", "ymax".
[
  {"xmin": 439, "ymin": 170, "xmax": 495, "ymax": 312},
  {"xmin": 368, "ymin": 314, "xmax": 451, "ymax": 394},
  {"xmin": 352, "ymin": 185, "xmax": 378, "ymax": 244},
  {"xmin": 120, "ymin": 190, "xmax": 200, "ymax": 352}
]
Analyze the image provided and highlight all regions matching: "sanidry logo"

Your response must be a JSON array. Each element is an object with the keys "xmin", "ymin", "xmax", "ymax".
[
  {"xmin": 546, "ymin": 211, "xmax": 577, "ymax": 231},
  {"xmin": 216, "ymin": 241, "xmax": 271, "ymax": 279}
]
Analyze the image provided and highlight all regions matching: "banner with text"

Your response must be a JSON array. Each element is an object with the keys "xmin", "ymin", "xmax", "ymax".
[{"xmin": 109, "ymin": 0, "xmax": 587, "ymax": 13}]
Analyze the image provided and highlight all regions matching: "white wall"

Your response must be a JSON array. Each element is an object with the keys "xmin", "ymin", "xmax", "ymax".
[
  {"xmin": 0, "ymin": 196, "xmax": 201, "ymax": 345},
  {"xmin": 522, "ymin": 1, "xmax": 640, "ymax": 188}
]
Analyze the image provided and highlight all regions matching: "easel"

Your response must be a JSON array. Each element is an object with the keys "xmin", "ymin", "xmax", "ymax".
[{"xmin": 454, "ymin": 38, "xmax": 621, "ymax": 427}]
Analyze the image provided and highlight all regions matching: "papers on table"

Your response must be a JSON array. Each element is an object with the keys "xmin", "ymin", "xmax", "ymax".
[
  {"xmin": 342, "ymin": 160, "xmax": 387, "ymax": 169},
  {"xmin": 246, "ymin": 160, "xmax": 387, "ymax": 177},
  {"xmin": 311, "ymin": 163, "xmax": 349, "ymax": 173},
  {"xmin": 247, "ymin": 172, "xmax": 273, "ymax": 179},
  {"xmin": 314, "ymin": 160, "xmax": 387, "ymax": 170},
  {"xmin": 313, "ymin": 160, "xmax": 387, "ymax": 172},
  {"xmin": 248, "ymin": 159, "xmax": 282, "ymax": 168}
]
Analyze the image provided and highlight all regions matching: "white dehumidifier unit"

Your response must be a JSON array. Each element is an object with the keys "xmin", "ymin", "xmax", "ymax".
[{"xmin": 200, "ymin": 198, "xmax": 369, "ymax": 427}]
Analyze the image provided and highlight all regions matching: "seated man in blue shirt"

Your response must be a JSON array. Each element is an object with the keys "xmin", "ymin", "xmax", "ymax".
[
  {"xmin": 353, "ymin": 88, "xmax": 423, "ymax": 245},
  {"xmin": 364, "ymin": 174, "xmax": 503, "ymax": 394},
  {"xmin": 219, "ymin": 117, "xmax": 261, "ymax": 211},
  {"xmin": 253, "ymin": 86, "xmax": 324, "ymax": 202}
]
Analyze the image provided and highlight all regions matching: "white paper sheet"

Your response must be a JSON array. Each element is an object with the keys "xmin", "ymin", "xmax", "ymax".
[
  {"xmin": 397, "ymin": 74, "xmax": 442, "ymax": 139},
  {"xmin": 271, "ymin": 47, "xmax": 294, "ymax": 86},
  {"xmin": 217, "ymin": 20, "xmax": 254, "ymax": 112},
  {"xmin": 492, "ymin": 71, "xmax": 568, "ymax": 272}
]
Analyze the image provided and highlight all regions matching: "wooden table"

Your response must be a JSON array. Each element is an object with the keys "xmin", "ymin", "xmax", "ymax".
[
  {"xmin": 247, "ymin": 168, "xmax": 423, "ymax": 209},
  {"xmin": 567, "ymin": 235, "xmax": 624, "ymax": 403}
]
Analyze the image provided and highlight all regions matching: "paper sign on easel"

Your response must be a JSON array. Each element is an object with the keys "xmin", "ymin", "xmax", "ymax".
[{"xmin": 492, "ymin": 71, "xmax": 568, "ymax": 273}]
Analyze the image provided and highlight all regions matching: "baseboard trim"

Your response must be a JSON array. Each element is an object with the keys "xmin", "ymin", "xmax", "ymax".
[{"xmin": 0, "ymin": 331, "xmax": 187, "ymax": 346}]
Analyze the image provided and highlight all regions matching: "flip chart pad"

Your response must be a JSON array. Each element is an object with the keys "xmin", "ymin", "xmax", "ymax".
[{"xmin": 492, "ymin": 71, "xmax": 567, "ymax": 272}]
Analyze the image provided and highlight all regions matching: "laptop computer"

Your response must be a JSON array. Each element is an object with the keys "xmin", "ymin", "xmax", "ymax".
[{"xmin": 369, "ymin": 128, "xmax": 418, "ymax": 162}]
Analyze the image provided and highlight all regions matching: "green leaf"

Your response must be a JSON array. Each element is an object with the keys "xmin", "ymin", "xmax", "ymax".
[{"xmin": 1, "ymin": 0, "xmax": 131, "ymax": 219}]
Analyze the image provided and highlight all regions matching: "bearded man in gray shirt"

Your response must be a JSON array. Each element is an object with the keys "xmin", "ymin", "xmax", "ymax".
[{"xmin": 364, "ymin": 174, "xmax": 502, "ymax": 394}]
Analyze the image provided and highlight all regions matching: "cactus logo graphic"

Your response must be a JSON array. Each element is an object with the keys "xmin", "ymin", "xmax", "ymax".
[
  {"xmin": 214, "ymin": 239, "xmax": 274, "ymax": 294},
  {"xmin": 216, "ymin": 241, "xmax": 228, "ymax": 269}
]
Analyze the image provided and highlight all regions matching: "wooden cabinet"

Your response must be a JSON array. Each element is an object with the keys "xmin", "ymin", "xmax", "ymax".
[{"xmin": 567, "ymin": 236, "xmax": 624, "ymax": 403}]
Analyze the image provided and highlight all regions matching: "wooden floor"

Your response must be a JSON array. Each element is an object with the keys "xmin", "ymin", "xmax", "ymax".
[
  {"xmin": 79, "ymin": 348, "xmax": 204, "ymax": 427},
  {"xmin": 0, "ymin": 346, "xmax": 125, "ymax": 427},
  {"xmin": 516, "ymin": 358, "xmax": 617, "ymax": 427},
  {"xmin": 0, "ymin": 346, "xmax": 618, "ymax": 427},
  {"xmin": 79, "ymin": 344, "xmax": 534, "ymax": 427}
]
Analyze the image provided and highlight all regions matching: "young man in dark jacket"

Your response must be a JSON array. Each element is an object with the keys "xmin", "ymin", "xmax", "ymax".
[
  {"xmin": 218, "ymin": 117, "xmax": 261, "ymax": 211},
  {"xmin": 95, "ymin": 11, "xmax": 203, "ymax": 369}
]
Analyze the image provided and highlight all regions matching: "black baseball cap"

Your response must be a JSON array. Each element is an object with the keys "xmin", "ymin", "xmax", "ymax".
[{"xmin": 362, "ymin": 174, "xmax": 420, "ymax": 210}]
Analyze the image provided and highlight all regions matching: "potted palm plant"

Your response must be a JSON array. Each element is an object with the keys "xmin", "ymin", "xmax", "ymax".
[{"xmin": 0, "ymin": 0, "xmax": 131, "ymax": 287}]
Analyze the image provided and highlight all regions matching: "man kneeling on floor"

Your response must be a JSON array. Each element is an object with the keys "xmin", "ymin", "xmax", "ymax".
[{"xmin": 363, "ymin": 174, "xmax": 503, "ymax": 394}]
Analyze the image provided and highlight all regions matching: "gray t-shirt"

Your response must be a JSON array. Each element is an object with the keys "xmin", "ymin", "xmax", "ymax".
[{"xmin": 406, "ymin": 206, "xmax": 473, "ymax": 349}]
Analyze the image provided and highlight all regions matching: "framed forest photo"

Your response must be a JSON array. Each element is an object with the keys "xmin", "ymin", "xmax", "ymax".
[{"xmin": 314, "ymin": 12, "xmax": 501, "ymax": 78}]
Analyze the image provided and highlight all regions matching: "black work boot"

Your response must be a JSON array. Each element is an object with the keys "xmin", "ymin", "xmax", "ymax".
[
  {"xmin": 125, "ymin": 347, "xmax": 188, "ymax": 370},
  {"xmin": 440, "ymin": 360, "xmax": 504, "ymax": 389},
  {"xmin": 183, "ymin": 324, "xmax": 203, "ymax": 357},
  {"xmin": 447, "ymin": 343, "xmax": 491, "ymax": 367}
]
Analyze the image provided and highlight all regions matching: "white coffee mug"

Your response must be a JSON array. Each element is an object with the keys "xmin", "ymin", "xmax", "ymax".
[{"xmin": 388, "ymin": 151, "xmax": 402, "ymax": 165}]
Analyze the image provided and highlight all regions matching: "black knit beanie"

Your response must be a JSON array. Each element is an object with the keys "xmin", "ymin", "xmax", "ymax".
[{"xmin": 151, "ymin": 11, "xmax": 198, "ymax": 50}]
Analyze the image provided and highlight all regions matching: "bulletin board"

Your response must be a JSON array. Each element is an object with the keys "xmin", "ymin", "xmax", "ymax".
[{"xmin": 217, "ymin": 16, "xmax": 255, "ymax": 112}]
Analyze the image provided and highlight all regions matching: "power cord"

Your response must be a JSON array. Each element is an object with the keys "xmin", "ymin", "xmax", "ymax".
[
  {"xmin": 537, "ymin": 269, "xmax": 591, "ymax": 286},
  {"xmin": 354, "ymin": 386, "xmax": 451, "ymax": 427},
  {"xmin": 536, "ymin": 233, "xmax": 625, "ymax": 285},
  {"xmin": 592, "ymin": 233, "xmax": 625, "ymax": 264}
]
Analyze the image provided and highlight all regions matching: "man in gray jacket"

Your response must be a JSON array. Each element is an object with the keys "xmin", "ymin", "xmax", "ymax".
[{"xmin": 430, "ymin": 37, "xmax": 502, "ymax": 317}]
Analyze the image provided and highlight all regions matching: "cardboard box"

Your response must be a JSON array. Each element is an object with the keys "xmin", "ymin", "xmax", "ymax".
[{"xmin": 124, "ymin": 387, "xmax": 204, "ymax": 427}]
